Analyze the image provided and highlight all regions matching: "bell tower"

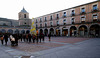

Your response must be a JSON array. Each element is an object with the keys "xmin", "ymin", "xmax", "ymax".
[
  {"xmin": 18, "ymin": 7, "xmax": 29, "ymax": 20},
  {"xmin": 18, "ymin": 7, "xmax": 31, "ymax": 27}
]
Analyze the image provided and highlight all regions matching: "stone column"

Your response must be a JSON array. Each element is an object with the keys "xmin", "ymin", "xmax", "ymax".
[
  {"xmin": 54, "ymin": 28, "xmax": 56, "ymax": 36},
  {"xmin": 68, "ymin": 28, "xmax": 70, "ymax": 37},
  {"xmin": 87, "ymin": 28, "xmax": 89, "ymax": 38},
  {"xmin": 60, "ymin": 28, "xmax": 62, "ymax": 36},
  {"xmin": 48, "ymin": 28, "xmax": 50, "ymax": 34},
  {"xmin": 42, "ymin": 29, "xmax": 44, "ymax": 34}
]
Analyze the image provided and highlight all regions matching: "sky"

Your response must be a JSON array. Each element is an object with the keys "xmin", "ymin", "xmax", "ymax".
[{"xmin": 0, "ymin": 0, "xmax": 96, "ymax": 20}]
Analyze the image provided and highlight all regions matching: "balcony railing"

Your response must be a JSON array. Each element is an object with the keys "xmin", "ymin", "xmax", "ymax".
[
  {"xmin": 80, "ymin": 12, "xmax": 86, "ymax": 15},
  {"xmin": 91, "ymin": 8, "xmax": 99, "ymax": 13},
  {"xmin": 62, "ymin": 15, "xmax": 66, "ymax": 18},
  {"xmin": 71, "ymin": 13, "xmax": 75, "ymax": 16},
  {"xmin": 72, "ymin": 22, "xmax": 74, "ymax": 24},
  {"xmin": 56, "ymin": 17, "xmax": 59, "ymax": 20}
]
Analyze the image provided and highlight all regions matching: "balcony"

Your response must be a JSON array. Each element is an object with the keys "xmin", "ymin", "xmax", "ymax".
[
  {"xmin": 56, "ymin": 17, "xmax": 59, "ymax": 20},
  {"xmin": 35, "ymin": 21, "xmax": 38, "ymax": 23},
  {"xmin": 71, "ymin": 13, "xmax": 75, "ymax": 16},
  {"xmin": 80, "ymin": 12, "xmax": 86, "ymax": 15},
  {"xmin": 50, "ymin": 19, "xmax": 53, "ymax": 21},
  {"xmin": 93, "ymin": 19, "xmax": 98, "ymax": 22},
  {"xmin": 63, "ymin": 23, "xmax": 66, "ymax": 25},
  {"xmin": 50, "ymin": 25, "xmax": 53, "ymax": 27},
  {"xmin": 91, "ymin": 8, "xmax": 99, "ymax": 13},
  {"xmin": 57, "ymin": 24, "xmax": 59, "ymax": 26},
  {"xmin": 44, "ymin": 20, "xmax": 47, "ymax": 22},
  {"xmin": 62, "ymin": 15, "xmax": 66, "ymax": 18},
  {"xmin": 72, "ymin": 22, "xmax": 74, "ymax": 24},
  {"xmin": 40, "ymin": 21, "xmax": 42, "ymax": 23}
]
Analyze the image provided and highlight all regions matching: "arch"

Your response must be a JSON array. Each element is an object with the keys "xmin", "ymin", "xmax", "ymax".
[
  {"xmin": 15, "ymin": 29, "xmax": 19, "ymax": 34},
  {"xmin": 44, "ymin": 29, "xmax": 48, "ymax": 36},
  {"xmin": 89, "ymin": 24, "xmax": 100, "ymax": 37},
  {"xmin": 40, "ymin": 29, "xmax": 43, "ymax": 34},
  {"xmin": 62, "ymin": 27, "xmax": 68, "ymax": 36},
  {"xmin": 21, "ymin": 30, "xmax": 25, "ymax": 34},
  {"xmin": 26, "ymin": 30, "xmax": 30, "ymax": 34},
  {"xmin": 70, "ymin": 26, "xmax": 77, "ymax": 36},
  {"xmin": 1, "ymin": 29, "xmax": 6, "ymax": 33},
  {"xmin": 78, "ymin": 25, "xmax": 88, "ymax": 37},
  {"xmin": 7, "ymin": 29, "xmax": 13, "ymax": 34},
  {"xmin": 50, "ymin": 28, "xmax": 54, "ymax": 36}
]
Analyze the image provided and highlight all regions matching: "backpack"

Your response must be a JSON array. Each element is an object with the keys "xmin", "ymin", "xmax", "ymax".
[{"xmin": 1, "ymin": 37, "xmax": 4, "ymax": 40}]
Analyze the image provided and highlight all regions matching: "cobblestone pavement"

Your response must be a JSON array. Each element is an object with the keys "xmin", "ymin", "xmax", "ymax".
[
  {"xmin": 0, "ymin": 37, "xmax": 100, "ymax": 58},
  {"xmin": 7, "ymin": 37, "xmax": 90, "ymax": 53}
]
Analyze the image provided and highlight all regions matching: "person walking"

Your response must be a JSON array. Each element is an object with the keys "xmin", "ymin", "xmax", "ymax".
[
  {"xmin": 39, "ymin": 33, "xmax": 42, "ymax": 43},
  {"xmin": 28, "ymin": 34, "xmax": 32, "ymax": 43},
  {"xmin": 10, "ymin": 35, "xmax": 15, "ymax": 46},
  {"xmin": 0, "ymin": 34, "xmax": 4, "ymax": 45},
  {"xmin": 32, "ymin": 34, "xmax": 36, "ymax": 43},
  {"xmin": 48, "ymin": 33, "xmax": 51, "ymax": 42},
  {"xmin": 4, "ymin": 34, "xmax": 8, "ymax": 45},
  {"xmin": 26, "ymin": 34, "xmax": 28, "ymax": 42},
  {"xmin": 42, "ymin": 33, "xmax": 45, "ymax": 42},
  {"xmin": 14, "ymin": 34, "xmax": 19, "ymax": 46},
  {"xmin": 36, "ymin": 34, "xmax": 39, "ymax": 44}
]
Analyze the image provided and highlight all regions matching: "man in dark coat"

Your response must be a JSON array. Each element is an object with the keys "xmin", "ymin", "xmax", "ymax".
[
  {"xmin": 4, "ymin": 34, "xmax": 8, "ymax": 45},
  {"xmin": 42, "ymin": 33, "xmax": 45, "ymax": 42},
  {"xmin": 48, "ymin": 33, "xmax": 51, "ymax": 42},
  {"xmin": 39, "ymin": 33, "xmax": 42, "ymax": 43},
  {"xmin": 36, "ymin": 34, "xmax": 39, "ymax": 44},
  {"xmin": 28, "ymin": 34, "xmax": 32, "ymax": 43},
  {"xmin": 14, "ymin": 34, "xmax": 19, "ymax": 46}
]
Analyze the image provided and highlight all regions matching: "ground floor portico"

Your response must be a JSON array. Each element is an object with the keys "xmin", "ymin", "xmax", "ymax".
[
  {"xmin": 0, "ymin": 27, "xmax": 30, "ymax": 34},
  {"xmin": 37, "ymin": 23, "xmax": 100, "ymax": 37}
]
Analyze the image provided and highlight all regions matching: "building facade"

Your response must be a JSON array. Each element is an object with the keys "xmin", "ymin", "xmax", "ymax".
[
  {"xmin": 33, "ymin": 1, "xmax": 100, "ymax": 37},
  {"xmin": 0, "ymin": 7, "xmax": 32, "ymax": 34}
]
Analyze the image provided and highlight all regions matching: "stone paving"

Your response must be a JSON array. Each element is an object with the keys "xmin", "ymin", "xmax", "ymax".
[
  {"xmin": 0, "ymin": 37, "xmax": 100, "ymax": 58},
  {"xmin": 7, "ymin": 37, "xmax": 90, "ymax": 53}
]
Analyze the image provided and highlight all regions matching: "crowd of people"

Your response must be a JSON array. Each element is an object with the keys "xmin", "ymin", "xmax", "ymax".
[{"xmin": 0, "ymin": 33, "xmax": 51, "ymax": 46}]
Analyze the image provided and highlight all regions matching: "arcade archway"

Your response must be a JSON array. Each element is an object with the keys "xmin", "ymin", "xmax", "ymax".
[
  {"xmin": 21, "ymin": 30, "xmax": 25, "ymax": 34},
  {"xmin": 7, "ymin": 29, "xmax": 13, "ymax": 34},
  {"xmin": 44, "ymin": 29, "xmax": 48, "ymax": 36},
  {"xmin": 15, "ymin": 29, "xmax": 19, "ymax": 34},
  {"xmin": 89, "ymin": 24, "xmax": 100, "ymax": 37},
  {"xmin": 78, "ymin": 25, "xmax": 88, "ymax": 37},
  {"xmin": 70, "ymin": 26, "xmax": 77, "ymax": 36},
  {"xmin": 50, "ymin": 28, "xmax": 54, "ymax": 36}
]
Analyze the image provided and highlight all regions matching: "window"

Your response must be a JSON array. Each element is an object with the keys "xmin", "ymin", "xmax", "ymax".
[
  {"xmin": 72, "ymin": 10, "xmax": 75, "ymax": 16},
  {"xmin": 50, "ymin": 15, "xmax": 52, "ymax": 20},
  {"xmin": 45, "ymin": 23, "xmax": 47, "ymax": 27},
  {"xmin": 72, "ymin": 18, "xmax": 74, "ymax": 24},
  {"xmin": 24, "ymin": 14, "xmax": 26, "ymax": 18},
  {"xmin": 81, "ymin": 8, "xmax": 85, "ymax": 13},
  {"xmin": 93, "ymin": 14, "xmax": 97, "ymax": 21},
  {"xmin": 24, "ymin": 22, "xmax": 26, "ymax": 24},
  {"xmin": 63, "ymin": 12, "xmax": 66, "ymax": 17},
  {"xmin": 50, "ymin": 22, "xmax": 53, "ymax": 26},
  {"xmin": 57, "ymin": 14, "xmax": 59, "ymax": 19},
  {"xmin": 40, "ymin": 18, "xmax": 42, "ymax": 22},
  {"xmin": 93, "ymin": 5, "xmax": 97, "ymax": 10},
  {"xmin": 36, "ymin": 19, "xmax": 38, "ymax": 23},
  {"xmin": 63, "ymin": 19, "xmax": 66, "ymax": 25},
  {"xmin": 57, "ymin": 21, "xmax": 59, "ymax": 26},
  {"xmin": 45, "ymin": 17, "xmax": 47, "ymax": 21},
  {"xmin": 40, "ymin": 24, "xmax": 42, "ymax": 27},
  {"xmin": 81, "ymin": 16, "xmax": 85, "ymax": 22}
]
